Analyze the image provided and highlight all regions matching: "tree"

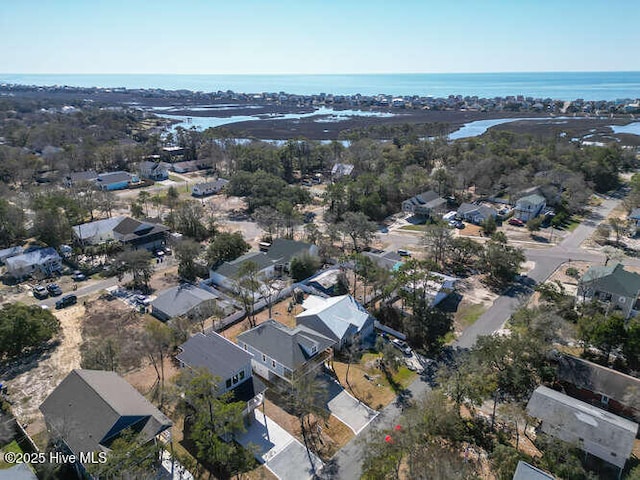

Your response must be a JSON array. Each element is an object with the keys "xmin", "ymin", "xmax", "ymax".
[
  {"xmin": 0, "ymin": 303, "xmax": 60, "ymax": 360},
  {"xmin": 608, "ymin": 217, "xmax": 626, "ymax": 245},
  {"xmin": 290, "ymin": 252, "xmax": 321, "ymax": 282},
  {"xmin": 593, "ymin": 224, "xmax": 611, "ymax": 245},
  {"xmin": 236, "ymin": 261, "xmax": 261, "ymax": 327},
  {"xmin": 526, "ymin": 216, "xmax": 543, "ymax": 233},
  {"xmin": 338, "ymin": 211, "xmax": 378, "ymax": 252},
  {"xmin": 176, "ymin": 369, "xmax": 249, "ymax": 477},
  {"xmin": 205, "ymin": 231, "xmax": 250, "ymax": 267},
  {"xmin": 142, "ymin": 321, "xmax": 175, "ymax": 407},
  {"xmin": 0, "ymin": 198, "xmax": 26, "ymax": 248},
  {"xmin": 80, "ymin": 337, "xmax": 120, "ymax": 372},
  {"xmin": 482, "ymin": 233, "xmax": 525, "ymax": 289},
  {"xmin": 490, "ymin": 444, "xmax": 522, "ymax": 480},
  {"xmin": 174, "ymin": 239, "xmax": 202, "ymax": 281},
  {"xmin": 114, "ymin": 249, "xmax": 154, "ymax": 291},
  {"xmin": 175, "ymin": 201, "xmax": 209, "ymax": 241},
  {"xmin": 482, "ymin": 215, "xmax": 497, "ymax": 235},
  {"xmin": 447, "ymin": 237, "xmax": 483, "ymax": 274},
  {"xmin": 422, "ymin": 223, "xmax": 452, "ymax": 267},
  {"xmin": 405, "ymin": 303, "xmax": 453, "ymax": 354}
]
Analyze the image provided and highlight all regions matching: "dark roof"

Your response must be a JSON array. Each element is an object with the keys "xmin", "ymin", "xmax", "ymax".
[
  {"xmin": 237, "ymin": 319, "xmax": 335, "ymax": 371},
  {"xmin": 556, "ymin": 354, "xmax": 640, "ymax": 407},
  {"xmin": 96, "ymin": 171, "xmax": 132, "ymax": 185},
  {"xmin": 177, "ymin": 332, "xmax": 252, "ymax": 381},
  {"xmin": 512, "ymin": 461, "xmax": 554, "ymax": 480},
  {"xmin": 152, "ymin": 284, "xmax": 218, "ymax": 319},
  {"xmin": 214, "ymin": 238, "xmax": 314, "ymax": 278},
  {"xmin": 194, "ymin": 179, "xmax": 229, "ymax": 190},
  {"xmin": 40, "ymin": 370, "xmax": 172, "ymax": 456},
  {"xmin": 112, "ymin": 217, "xmax": 169, "ymax": 242},
  {"xmin": 580, "ymin": 263, "xmax": 640, "ymax": 298},
  {"xmin": 66, "ymin": 170, "xmax": 98, "ymax": 182},
  {"xmin": 231, "ymin": 375, "xmax": 267, "ymax": 403}
]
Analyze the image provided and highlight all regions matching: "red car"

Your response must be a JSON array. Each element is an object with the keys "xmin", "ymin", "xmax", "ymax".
[{"xmin": 508, "ymin": 218, "xmax": 525, "ymax": 227}]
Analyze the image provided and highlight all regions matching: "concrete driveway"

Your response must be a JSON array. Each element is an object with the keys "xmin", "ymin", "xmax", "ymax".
[
  {"xmin": 237, "ymin": 410, "xmax": 323, "ymax": 480},
  {"xmin": 322, "ymin": 375, "xmax": 378, "ymax": 434}
]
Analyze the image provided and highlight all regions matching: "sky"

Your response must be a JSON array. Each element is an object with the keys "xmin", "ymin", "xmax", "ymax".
[{"xmin": 1, "ymin": 0, "xmax": 639, "ymax": 74}]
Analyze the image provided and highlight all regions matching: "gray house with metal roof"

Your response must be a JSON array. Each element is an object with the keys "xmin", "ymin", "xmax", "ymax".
[
  {"xmin": 176, "ymin": 332, "xmax": 266, "ymax": 418},
  {"xmin": 577, "ymin": 263, "xmax": 640, "ymax": 318},
  {"xmin": 4, "ymin": 247, "xmax": 62, "ymax": 280},
  {"xmin": 40, "ymin": 370, "xmax": 172, "ymax": 459},
  {"xmin": 237, "ymin": 319, "xmax": 335, "ymax": 385},
  {"xmin": 457, "ymin": 203, "xmax": 498, "ymax": 225},
  {"xmin": 526, "ymin": 385, "xmax": 639, "ymax": 470},
  {"xmin": 514, "ymin": 194, "xmax": 546, "ymax": 222}
]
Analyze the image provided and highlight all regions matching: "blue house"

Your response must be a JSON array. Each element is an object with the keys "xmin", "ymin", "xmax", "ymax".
[{"xmin": 95, "ymin": 171, "xmax": 139, "ymax": 191}]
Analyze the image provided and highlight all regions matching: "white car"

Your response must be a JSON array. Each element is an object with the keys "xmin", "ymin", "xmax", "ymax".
[{"xmin": 392, "ymin": 339, "xmax": 412, "ymax": 356}]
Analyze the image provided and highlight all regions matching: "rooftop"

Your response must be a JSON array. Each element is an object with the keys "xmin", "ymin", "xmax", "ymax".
[
  {"xmin": 297, "ymin": 294, "xmax": 371, "ymax": 341},
  {"xmin": 580, "ymin": 263, "xmax": 640, "ymax": 298},
  {"xmin": 177, "ymin": 332, "xmax": 252, "ymax": 382},
  {"xmin": 151, "ymin": 284, "xmax": 218, "ymax": 318}
]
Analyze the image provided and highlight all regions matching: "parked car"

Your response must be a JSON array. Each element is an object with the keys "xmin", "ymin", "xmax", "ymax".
[
  {"xmin": 397, "ymin": 249, "xmax": 411, "ymax": 257},
  {"xmin": 449, "ymin": 220, "xmax": 465, "ymax": 229},
  {"xmin": 46, "ymin": 283, "xmax": 63, "ymax": 296},
  {"xmin": 33, "ymin": 285, "xmax": 49, "ymax": 300},
  {"xmin": 71, "ymin": 271, "xmax": 86, "ymax": 282},
  {"xmin": 55, "ymin": 294, "xmax": 77, "ymax": 309},
  {"xmin": 392, "ymin": 339, "xmax": 412, "ymax": 356},
  {"xmin": 508, "ymin": 218, "xmax": 525, "ymax": 227}
]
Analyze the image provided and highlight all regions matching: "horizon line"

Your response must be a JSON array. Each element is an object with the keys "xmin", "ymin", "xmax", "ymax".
[{"xmin": 2, "ymin": 70, "xmax": 640, "ymax": 76}]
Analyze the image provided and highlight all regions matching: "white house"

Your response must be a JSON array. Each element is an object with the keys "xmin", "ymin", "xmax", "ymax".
[
  {"xmin": 5, "ymin": 248, "xmax": 63, "ymax": 279},
  {"xmin": 192, "ymin": 178, "xmax": 229, "ymax": 197},
  {"xmin": 71, "ymin": 216, "xmax": 126, "ymax": 246},
  {"xmin": 296, "ymin": 295, "xmax": 375, "ymax": 350},
  {"xmin": 400, "ymin": 271, "xmax": 458, "ymax": 307}
]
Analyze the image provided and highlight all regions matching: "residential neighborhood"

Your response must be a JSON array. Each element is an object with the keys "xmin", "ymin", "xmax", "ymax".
[{"xmin": 1, "ymin": 81, "xmax": 640, "ymax": 480}]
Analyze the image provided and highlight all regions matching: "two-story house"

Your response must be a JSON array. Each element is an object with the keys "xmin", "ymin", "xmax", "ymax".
[
  {"xmin": 577, "ymin": 263, "xmax": 640, "ymax": 319},
  {"xmin": 514, "ymin": 194, "xmax": 546, "ymax": 222},
  {"xmin": 138, "ymin": 161, "xmax": 169, "ymax": 181},
  {"xmin": 192, "ymin": 179, "xmax": 229, "ymax": 197},
  {"xmin": 72, "ymin": 216, "xmax": 169, "ymax": 252},
  {"xmin": 401, "ymin": 190, "xmax": 447, "ymax": 218},
  {"xmin": 236, "ymin": 319, "xmax": 335, "ymax": 385},
  {"xmin": 296, "ymin": 294, "xmax": 375, "ymax": 351},
  {"xmin": 176, "ymin": 332, "xmax": 266, "ymax": 420},
  {"xmin": 5, "ymin": 247, "xmax": 63, "ymax": 280},
  {"xmin": 456, "ymin": 203, "xmax": 497, "ymax": 225}
]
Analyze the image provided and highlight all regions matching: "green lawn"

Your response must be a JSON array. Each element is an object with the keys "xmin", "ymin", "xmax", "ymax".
[
  {"xmin": 399, "ymin": 224, "xmax": 427, "ymax": 232},
  {"xmin": 0, "ymin": 440, "xmax": 24, "ymax": 470},
  {"xmin": 455, "ymin": 303, "xmax": 485, "ymax": 328}
]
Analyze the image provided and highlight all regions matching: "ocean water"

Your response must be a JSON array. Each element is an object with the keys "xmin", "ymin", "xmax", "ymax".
[{"xmin": 1, "ymin": 72, "xmax": 640, "ymax": 101}]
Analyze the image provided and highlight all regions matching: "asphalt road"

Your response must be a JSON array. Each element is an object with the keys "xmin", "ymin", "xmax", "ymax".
[{"xmin": 332, "ymin": 197, "xmax": 623, "ymax": 479}]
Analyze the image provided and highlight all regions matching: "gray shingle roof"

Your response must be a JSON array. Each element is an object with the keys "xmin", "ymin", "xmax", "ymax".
[
  {"xmin": 297, "ymin": 295, "xmax": 371, "ymax": 342},
  {"xmin": 151, "ymin": 284, "xmax": 218, "ymax": 319},
  {"xmin": 526, "ymin": 386, "xmax": 638, "ymax": 468},
  {"xmin": 556, "ymin": 354, "xmax": 640, "ymax": 408},
  {"xmin": 512, "ymin": 461, "xmax": 554, "ymax": 480},
  {"xmin": 580, "ymin": 263, "xmax": 640, "ymax": 298},
  {"xmin": 516, "ymin": 194, "xmax": 546, "ymax": 207},
  {"xmin": 96, "ymin": 171, "xmax": 132, "ymax": 185},
  {"xmin": 237, "ymin": 319, "xmax": 335, "ymax": 371},
  {"xmin": 40, "ymin": 370, "xmax": 172, "ymax": 456},
  {"xmin": 214, "ymin": 238, "xmax": 314, "ymax": 279},
  {"xmin": 177, "ymin": 332, "xmax": 252, "ymax": 381}
]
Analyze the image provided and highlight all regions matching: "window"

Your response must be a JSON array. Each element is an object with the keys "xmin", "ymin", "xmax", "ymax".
[
  {"xmin": 262, "ymin": 354, "xmax": 266, "ymax": 362},
  {"xmin": 232, "ymin": 374, "xmax": 239, "ymax": 385},
  {"xmin": 272, "ymin": 360, "xmax": 276, "ymax": 368},
  {"xmin": 311, "ymin": 345, "xmax": 317, "ymax": 354},
  {"xmin": 602, "ymin": 395, "xmax": 610, "ymax": 405},
  {"xmin": 243, "ymin": 343, "xmax": 248, "ymax": 351},
  {"xmin": 239, "ymin": 370, "xmax": 245, "ymax": 380},
  {"xmin": 226, "ymin": 379, "xmax": 232, "ymax": 389}
]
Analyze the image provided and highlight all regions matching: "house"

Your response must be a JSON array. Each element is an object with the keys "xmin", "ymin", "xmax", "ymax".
[
  {"xmin": 456, "ymin": 203, "xmax": 497, "ymax": 225},
  {"xmin": 0, "ymin": 245, "xmax": 24, "ymax": 264},
  {"xmin": 112, "ymin": 217, "xmax": 169, "ymax": 251},
  {"xmin": 40, "ymin": 370, "xmax": 171, "ymax": 471},
  {"xmin": 210, "ymin": 238, "xmax": 318, "ymax": 290},
  {"xmin": 401, "ymin": 190, "xmax": 447, "ymax": 218},
  {"xmin": 363, "ymin": 250, "xmax": 404, "ymax": 271},
  {"xmin": 526, "ymin": 385, "xmax": 638, "ymax": 471},
  {"xmin": 628, "ymin": 208, "xmax": 640, "ymax": 235},
  {"xmin": 151, "ymin": 284, "xmax": 229, "ymax": 322},
  {"xmin": 5, "ymin": 247, "xmax": 62, "ymax": 279},
  {"xmin": 331, "ymin": 163, "xmax": 355, "ymax": 179},
  {"xmin": 192, "ymin": 178, "xmax": 229, "ymax": 197},
  {"xmin": 555, "ymin": 354, "xmax": 640, "ymax": 421},
  {"xmin": 307, "ymin": 269, "xmax": 343, "ymax": 295},
  {"xmin": 95, "ymin": 171, "xmax": 139, "ymax": 191},
  {"xmin": 63, "ymin": 170, "xmax": 98, "ymax": 188},
  {"xmin": 577, "ymin": 263, "xmax": 640, "ymax": 318},
  {"xmin": 171, "ymin": 160, "xmax": 207, "ymax": 173},
  {"xmin": 72, "ymin": 216, "xmax": 126, "ymax": 246},
  {"xmin": 512, "ymin": 461, "xmax": 554, "ymax": 480},
  {"xmin": 296, "ymin": 294, "xmax": 375, "ymax": 350},
  {"xmin": 514, "ymin": 194, "xmax": 546, "ymax": 222},
  {"xmin": 237, "ymin": 319, "xmax": 335, "ymax": 385},
  {"xmin": 176, "ymin": 332, "xmax": 266, "ymax": 419},
  {"xmin": 72, "ymin": 216, "xmax": 169, "ymax": 251},
  {"xmin": 138, "ymin": 161, "xmax": 169, "ymax": 181},
  {"xmin": 400, "ymin": 270, "xmax": 458, "ymax": 307},
  {"xmin": 0, "ymin": 463, "xmax": 39, "ymax": 480}
]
